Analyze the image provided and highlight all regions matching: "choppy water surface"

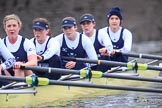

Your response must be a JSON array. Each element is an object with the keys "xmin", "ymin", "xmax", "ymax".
[{"xmin": 48, "ymin": 82, "xmax": 162, "ymax": 108}]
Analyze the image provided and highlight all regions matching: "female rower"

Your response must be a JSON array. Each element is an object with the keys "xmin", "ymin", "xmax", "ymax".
[
  {"xmin": 2, "ymin": 14, "xmax": 37, "ymax": 77},
  {"xmin": 101, "ymin": 7, "xmax": 132, "ymax": 62},
  {"xmin": 31, "ymin": 17, "xmax": 62, "ymax": 80},
  {"xmin": 55, "ymin": 17, "xmax": 98, "ymax": 70},
  {"xmin": 80, "ymin": 13, "xmax": 113, "ymax": 72}
]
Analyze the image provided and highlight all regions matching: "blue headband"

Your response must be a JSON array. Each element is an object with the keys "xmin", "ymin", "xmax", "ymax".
[
  {"xmin": 61, "ymin": 19, "xmax": 76, "ymax": 28},
  {"xmin": 33, "ymin": 21, "xmax": 49, "ymax": 30},
  {"xmin": 80, "ymin": 14, "xmax": 95, "ymax": 24}
]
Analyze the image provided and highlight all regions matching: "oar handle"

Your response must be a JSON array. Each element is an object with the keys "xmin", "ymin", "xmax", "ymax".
[
  {"xmin": 61, "ymin": 56, "xmax": 76, "ymax": 61},
  {"xmin": 114, "ymin": 51, "xmax": 122, "ymax": 56}
]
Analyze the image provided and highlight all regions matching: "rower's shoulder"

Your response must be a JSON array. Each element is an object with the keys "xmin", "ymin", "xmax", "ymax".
[
  {"xmin": 123, "ymin": 28, "xmax": 132, "ymax": 36},
  {"xmin": 99, "ymin": 27, "xmax": 108, "ymax": 32}
]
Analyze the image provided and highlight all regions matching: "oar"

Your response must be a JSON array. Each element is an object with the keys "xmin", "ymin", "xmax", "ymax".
[
  {"xmin": 147, "ymin": 60, "xmax": 159, "ymax": 65},
  {"xmin": 107, "ymin": 59, "xmax": 137, "ymax": 73},
  {"xmin": 58, "ymin": 74, "xmax": 73, "ymax": 81},
  {"xmin": 58, "ymin": 65, "xmax": 92, "ymax": 81},
  {"xmin": 107, "ymin": 59, "xmax": 159, "ymax": 73},
  {"xmin": 61, "ymin": 56, "xmax": 162, "ymax": 71},
  {"xmin": 20, "ymin": 66, "xmax": 162, "ymax": 83},
  {"xmin": 0, "ymin": 81, "xmax": 17, "ymax": 90},
  {"xmin": 115, "ymin": 52, "xmax": 162, "ymax": 60},
  {"xmin": 0, "ymin": 89, "xmax": 37, "ymax": 94},
  {"xmin": 0, "ymin": 75, "xmax": 162, "ymax": 93}
]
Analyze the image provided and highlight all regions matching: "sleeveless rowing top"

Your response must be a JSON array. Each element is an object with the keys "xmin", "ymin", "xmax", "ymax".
[
  {"xmin": 33, "ymin": 37, "xmax": 51, "ymax": 56},
  {"xmin": 93, "ymin": 30, "xmax": 104, "ymax": 55},
  {"xmin": 107, "ymin": 27, "xmax": 128, "ymax": 62},
  {"xmin": 3, "ymin": 37, "xmax": 27, "ymax": 76},
  {"xmin": 61, "ymin": 33, "xmax": 86, "ymax": 58},
  {"xmin": 4, "ymin": 37, "xmax": 27, "ymax": 62},
  {"xmin": 93, "ymin": 30, "xmax": 111, "ymax": 72},
  {"xmin": 60, "ymin": 33, "xmax": 87, "ymax": 69}
]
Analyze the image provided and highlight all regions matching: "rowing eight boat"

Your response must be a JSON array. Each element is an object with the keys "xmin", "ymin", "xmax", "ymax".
[{"xmin": 0, "ymin": 69, "xmax": 160, "ymax": 107}]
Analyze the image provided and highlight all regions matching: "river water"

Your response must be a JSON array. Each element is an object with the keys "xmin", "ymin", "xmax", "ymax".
[
  {"xmin": 50, "ymin": 41, "xmax": 162, "ymax": 108},
  {"xmin": 50, "ymin": 82, "xmax": 162, "ymax": 108},
  {"xmin": 50, "ymin": 77, "xmax": 162, "ymax": 108}
]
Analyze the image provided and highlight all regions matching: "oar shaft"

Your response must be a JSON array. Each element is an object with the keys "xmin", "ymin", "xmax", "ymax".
[
  {"xmin": 21, "ymin": 66, "xmax": 162, "ymax": 83},
  {"xmin": 0, "ymin": 75, "xmax": 25, "ymax": 82},
  {"xmin": 62, "ymin": 56, "xmax": 127, "ymax": 67},
  {"xmin": 0, "ymin": 90, "xmax": 37, "ymax": 94},
  {"xmin": 147, "ymin": 65, "xmax": 162, "ymax": 71},
  {"xmin": 21, "ymin": 66, "xmax": 80, "ymax": 75},
  {"xmin": 117, "ymin": 52, "xmax": 162, "ymax": 60},
  {"xmin": 62, "ymin": 56, "xmax": 162, "ymax": 71},
  {"xmin": 49, "ymin": 80, "xmax": 162, "ymax": 93},
  {"xmin": 103, "ymin": 73, "xmax": 162, "ymax": 83},
  {"xmin": 0, "ymin": 75, "xmax": 162, "ymax": 93}
]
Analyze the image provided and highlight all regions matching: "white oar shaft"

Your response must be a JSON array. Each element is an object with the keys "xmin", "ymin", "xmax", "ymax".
[
  {"xmin": 147, "ymin": 60, "xmax": 158, "ymax": 65},
  {"xmin": 0, "ymin": 89, "xmax": 37, "ymax": 94},
  {"xmin": 107, "ymin": 59, "xmax": 136, "ymax": 73},
  {"xmin": 0, "ymin": 81, "xmax": 17, "ymax": 90}
]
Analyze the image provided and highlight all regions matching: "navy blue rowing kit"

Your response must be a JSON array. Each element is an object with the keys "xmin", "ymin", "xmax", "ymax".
[
  {"xmin": 107, "ymin": 27, "xmax": 128, "ymax": 62},
  {"xmin": 92, "ymin": 30, "xmax": 111, "ymax": 72},
  {"xmin": 32, "ymin": 36, "xmax": 62, "ymax": 80},
  {"xmin": 61, "ymin": 34, "xmax": 87, "ymax": 70},
  {"xmin": 3, "ymin": 37, "xmax": 27, "ymax": 76}
]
